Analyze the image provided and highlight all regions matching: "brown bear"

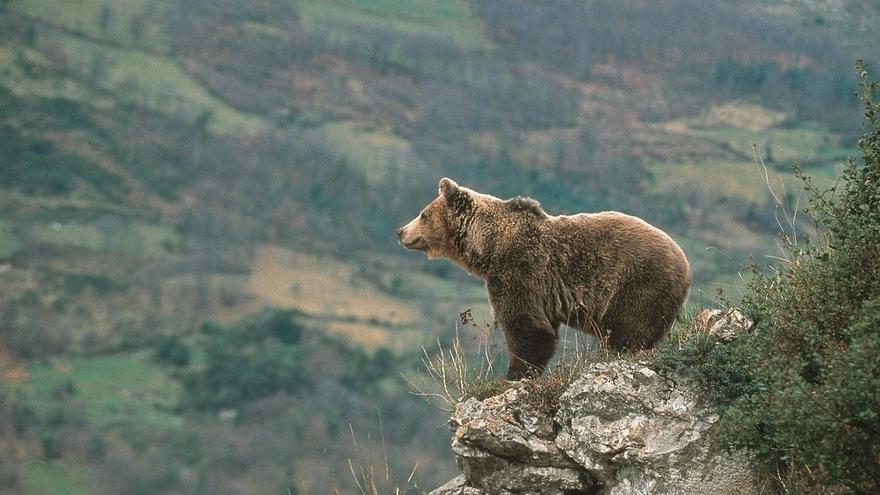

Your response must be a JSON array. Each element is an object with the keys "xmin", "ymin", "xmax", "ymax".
[{"xmin": 397, "ymin": 178, "xmax": 691, "ymax": 379}]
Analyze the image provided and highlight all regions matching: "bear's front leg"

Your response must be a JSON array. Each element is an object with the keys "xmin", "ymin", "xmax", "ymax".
[{"xmin": 501, "ymin": 314, "xmax": 558, "ymax": 380}]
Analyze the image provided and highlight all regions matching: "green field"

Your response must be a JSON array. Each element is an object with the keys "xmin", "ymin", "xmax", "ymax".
[
  {"xmin": 49, "ymin": 33, "xmax": 264, "ymax": 135},
  {"xmin": 19, "ymin": 461, "xmax": 102, "ymax": 495},
  {"xmin": 297, "ymin": 0, "xmax": 490, "ymax": 49},
  {"xmin": 27, "ymin": 221, "xmax": 178, "ymax": 257},
  {"xmin": 23, "ymin": 352, "xmax": 182, "ymax": 429},
  {"xmin": 693, "ymin": 123, "xmax": 856, "ymax": 166},
  {"xmin": 0, "ymin": 30, "xmax": 265, "ymax": 136},
  {"xmin": 0, "ymin": 221, "xmax": 22, "ymax": 259},
  {"xmin": 321, "ymin": 121, "xmax": 431, "ymax": 185},
  {"xmin": 648, "ymin": 160, "xmax": 791, "ymax": 204},
  {"xmin": 649, "ymin": 120, "xmax": 852, "ymax": 206},
  {"xmin": 11, "ymin": 0, "xmax": 171, "ymax": 52},
  {"xmin": 27, "ymin": 222, "xmax": 104, "ymax": 251}
]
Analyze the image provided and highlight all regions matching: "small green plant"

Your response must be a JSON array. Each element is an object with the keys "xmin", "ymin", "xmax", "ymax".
[{"xmin": 655, "ymin": 329, "xmax": 759, "ymax": 411}]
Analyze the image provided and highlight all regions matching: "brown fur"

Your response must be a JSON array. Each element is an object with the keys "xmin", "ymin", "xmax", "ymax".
[{"xmin": 397, "ymin": 178, "xmax": 691, "ymax": 379}]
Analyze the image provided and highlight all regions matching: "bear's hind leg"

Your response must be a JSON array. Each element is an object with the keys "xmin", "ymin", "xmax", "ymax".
[
  {"xmin": 502, "ymin": 314, "xmax": 558, "ymax": 380},
  {"xmin": 602, "ymin": 296, "xmax": 677, "ymax": 350}
]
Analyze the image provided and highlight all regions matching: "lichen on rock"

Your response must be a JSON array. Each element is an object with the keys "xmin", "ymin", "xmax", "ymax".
[{"xmin": 430, "ymin": 350, "xmax": 758, "ymax": 495}]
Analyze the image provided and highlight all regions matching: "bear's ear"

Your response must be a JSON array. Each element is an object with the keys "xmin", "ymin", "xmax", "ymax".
[
  {"xmin": 439, "ymin": 177, "xmax": 460, "ymax": 198},
  {"xmin": 439, "ymin": 177, "xmax": 473, "ymax": 215}
]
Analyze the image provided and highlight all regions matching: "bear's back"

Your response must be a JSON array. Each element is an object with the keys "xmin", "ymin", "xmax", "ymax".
[{"xmin": 530, "ymin": 211, "xmax": 689, "ymax": 349}]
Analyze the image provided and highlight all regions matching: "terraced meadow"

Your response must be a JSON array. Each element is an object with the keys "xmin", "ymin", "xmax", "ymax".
[{"xmin": 0, "ymin": 0, "xmax": 874, "ymax": 493}]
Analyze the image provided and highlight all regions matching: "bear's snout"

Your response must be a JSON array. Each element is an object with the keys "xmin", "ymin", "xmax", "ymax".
[{"xmin": 396, "ymin": 221, "xmax": 428, "ymax": 251}]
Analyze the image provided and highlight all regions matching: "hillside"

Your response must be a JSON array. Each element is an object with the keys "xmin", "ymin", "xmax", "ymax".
[{"xmin": 0, "ymin": 0, "xmax": 877, "ymax": 493}]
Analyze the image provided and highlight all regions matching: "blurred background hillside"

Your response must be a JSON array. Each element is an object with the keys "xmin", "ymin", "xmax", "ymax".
[{"xmin": 0, "ymin": 0, "xmax": 877, "ymax": 493}]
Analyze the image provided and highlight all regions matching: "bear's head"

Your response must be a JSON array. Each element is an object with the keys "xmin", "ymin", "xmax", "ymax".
[
  {"xmin": 397, "ymin": 178, "xmax": 546, "ymax": 277},
  {"xmin": 396, "ymin": 178, "xmax": 475, "ymax": 261}
]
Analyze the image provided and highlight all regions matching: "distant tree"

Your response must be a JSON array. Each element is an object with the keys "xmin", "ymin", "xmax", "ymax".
[
  {"xmin": 95, "ymin": 214, "xmax": 122, "ymax": 252},
  {"xmin": 24, "ymin": 25, "xmax": 36, "ymax": 46},
  {"xmin": 39, "ymin": 432, "xmax": 60, "ymax": 460},
  {"xmin": 192, "ymin": 270, "xmax": 211, "ymax": 328},
  {"xmin": 182, "ymin": 314, "xmax": 308, "ymax": 411},
  {"xmin": 89, "ymin": 51, "xmax": 109, "ymax": 82},
  {"xmin": 100, "ymin": 448, "xmax": 181, "ymax": 495},
  {"xmin": 154, "ymin": 334, "xmax": 191, "ymax": 367},
  {"xmin": 341, "ymin": 347, "xmax": 395, "ymax": 391},
  {"xmin": 98, "ymin": 5, "xmax": 114, "ymax": 34},
  {"xmin": 191, "ymin": 108, "xmax": 213, "ymax": 165},
  {"xmin": 266, "ymin": 310, "xmax": 304, "ymax": 345},
  {"xmin": 87, "ymin": 432, "xmax": 107, "ymax": 459},
  {"xmin": 128, "ymin": 14, "xmax": 145, "ymax": 42}
]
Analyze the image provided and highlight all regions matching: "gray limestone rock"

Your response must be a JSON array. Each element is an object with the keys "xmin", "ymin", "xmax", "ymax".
[
  {"xmin": 693, "ymin": 308, "xmax": 753, "ymax": 342},
  {"xmin": 430, "ymin": 358, "xmax": 759, "ymax": 495}
]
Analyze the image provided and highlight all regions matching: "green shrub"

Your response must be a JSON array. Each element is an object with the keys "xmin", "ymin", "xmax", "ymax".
[
  {"xmin": 341, "ymin": 346, "xmax": 395, "ymax": 391},
  {"xmin": 153, "ymin": 334, "xmax": 191, "ymax": 367},
  {"xmin": 265, "ymin": 309, "xmax": 304, "ymax": 345},
  {"xmin": 0, "ymin": 221, "xmax": 21, "ymax": 260},
  {"xmin": 87, "ymin": 432, "xmax": 107, "ymax": 459},
  {"xmin": 0, "ymin": 124, "xmax": 124, "ymax": 198},
  {"xmin": 39, "ymin": 431, "xmax": 60, "ymax": 460},
  {"xmin": 711, "ymin": 61, "xmax": 880, "ymax": 494},
  {"xmin": 13, "ymin": 401, "xmax": 37, "ymax": 434},
  {"xmin": 45, "ymin": 406, "xmax": 67, "ymax": 427},
  {"xmin": 655, "ymin": 331, "xmax": 759, "ymax": 410},
  {"xmin": 182, "ymin": 313, "xmax": 307, "ymax": 411}
]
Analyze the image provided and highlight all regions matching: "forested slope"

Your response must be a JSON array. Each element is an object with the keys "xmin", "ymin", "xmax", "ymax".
[{"xmin": 0, "ymin": 1, "xmax": 876, "ymax": 493}]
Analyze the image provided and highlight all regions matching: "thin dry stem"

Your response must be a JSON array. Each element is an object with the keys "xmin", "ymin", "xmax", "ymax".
[
  {"xmin": 752, "ymin": 143, "xmax": 800, "ymax": 257},
  {"xmin": 342, "ymin": 423, "xmax": 420, "ymax": 495},
  {"xmin": 405, "ymin": 315, "xmax": 503, "ymax": 411}
]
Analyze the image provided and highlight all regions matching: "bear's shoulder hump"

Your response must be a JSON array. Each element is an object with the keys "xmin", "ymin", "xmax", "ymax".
[{"xmin": 505, "ymin": 196, "xmax": 546, "ymax": 218}]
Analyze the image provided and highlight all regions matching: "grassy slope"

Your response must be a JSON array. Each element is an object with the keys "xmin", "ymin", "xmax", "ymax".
[
  {"xmin": 0, "ymin": 221, "xmax": 22, "ymax": 260},
  {"xmin": 297, "ymin": 0, "xmax": 491, "ymax": 49},
  {"xmin": 0, "ymin": 0, "xmax": 859, "ymax": 364},
  {"xmin": 321, "ymin": 121, "xmax": 432, "ymax": 185},
  {"xmin": 5, "ymin": 0, "xmax": 265, "ymax": 135},
  {"xmin": 13, "ymin": 352, "xmax": 180, "ymax": 495},
  {"xmin": 12, "ymin": 0, "xmax": 171, "ymax": 51},
  {"xmin": 0, "ymin": 0, "xmax": 871, "ymax": 492},
  {"xmin": 23, "ymin": 353, "xmax": 182, "ymax": 429},
  {"xmin": 19, "ymin": 462, "xmax": 102, "ymax": 495},
  {"xmin": 0, "ymin": 0, "xmax": 488, "ymax": 339},
  {"xmin": 0, "ymin": 0, "xmax": 858, "ymax": 366},
  {"xmin": 27, "ymin": 221, "xmax": 178, "ymax": 258}
]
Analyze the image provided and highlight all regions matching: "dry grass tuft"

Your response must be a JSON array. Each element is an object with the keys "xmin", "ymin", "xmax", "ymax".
[
  {"xmin": 404, "ymin": 309, "xmax": 504, "ymax": 412},
  {"xmin": 332, "ymin": 421, "xmax": 420, "ymax": 495},
  {"xmin": 406, "ymin": 309, "xmax": 652, "ymax": 414}
]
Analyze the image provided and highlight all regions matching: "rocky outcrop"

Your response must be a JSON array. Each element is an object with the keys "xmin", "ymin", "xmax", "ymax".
[
  {"xmin": 430, "ymin": 310, "xmax": 757, "ymax": 495},
  {"xmin": 692, "ymin": 308, "xmax": 753, "ymax": 342}
]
